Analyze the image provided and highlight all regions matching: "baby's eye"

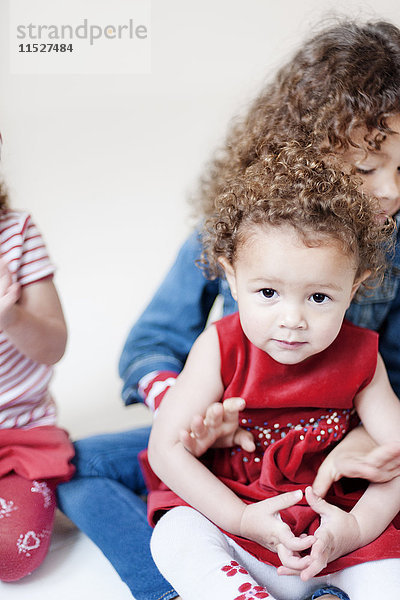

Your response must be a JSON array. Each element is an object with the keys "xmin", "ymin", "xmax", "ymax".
[
  {"xmin": 310, "ymin": 293, "xmax": 330, "ymax": 304},
  {"xmin": 260, "ymin": 288, "xmax": 277, "ymax": 299}
]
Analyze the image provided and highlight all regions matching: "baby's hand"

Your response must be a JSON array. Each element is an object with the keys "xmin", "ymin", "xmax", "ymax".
[
  {"xmin": 313, "ymin": 437, "xmax": 400, "ymax": 498},
  {"xmin": 179, "ymin": 397, "xmax": 255, "ymax": 457},
  {"xmin": 0, "ymin": 258, "xmax": 20, "ymax": 328},
  {"xmin": 278, "ymin": 487, "xmax": 361, "ymax": 580},
  {"xmin": 240, "ymin": 490, "xmax": 315, "ymax": 573}
]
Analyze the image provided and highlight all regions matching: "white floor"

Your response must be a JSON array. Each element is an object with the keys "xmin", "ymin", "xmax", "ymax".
[{"xmin": 0, "ymin": 511, "xmax": 133, "ymax": 599}]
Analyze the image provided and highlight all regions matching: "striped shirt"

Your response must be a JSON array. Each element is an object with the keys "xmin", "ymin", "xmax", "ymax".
[{"xmin": 0, "ymin": 211, "xmax": 57, "ymax": 429}]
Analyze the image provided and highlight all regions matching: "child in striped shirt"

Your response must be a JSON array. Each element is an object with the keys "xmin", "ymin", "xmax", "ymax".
[{"xmin": 0, "ymin": 147, "xmax": 74, "ymax": 581}]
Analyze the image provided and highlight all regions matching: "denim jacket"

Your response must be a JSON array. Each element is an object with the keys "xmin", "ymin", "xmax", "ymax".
[
  {"xmin": 119, "ymin": 217, "xmax": 400, "ymax": 404},
  {"xmin": 346, "ymin": 212, "xmax": 400, "ymax": 395}
]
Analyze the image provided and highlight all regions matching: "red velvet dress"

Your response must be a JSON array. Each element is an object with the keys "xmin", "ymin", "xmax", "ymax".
[{"xmin": 145, "ymin": 313, "xmax": 400, "ymax": 575}]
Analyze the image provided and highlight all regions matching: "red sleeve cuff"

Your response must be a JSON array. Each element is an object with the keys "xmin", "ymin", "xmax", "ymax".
[{"xmin": 139, "ymin": 370, "xmax": 178, "ymax": 412}]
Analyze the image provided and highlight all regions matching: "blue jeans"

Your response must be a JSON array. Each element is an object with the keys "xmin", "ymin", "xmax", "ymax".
[{"xmin": 56, "ymin": 427, "xmax": 177, "ymax": 600}]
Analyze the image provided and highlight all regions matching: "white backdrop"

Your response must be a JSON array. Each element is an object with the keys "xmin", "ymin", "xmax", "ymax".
[{"xmin": 0, "ymin": 0, "xmax": 398, "ymax": 438}]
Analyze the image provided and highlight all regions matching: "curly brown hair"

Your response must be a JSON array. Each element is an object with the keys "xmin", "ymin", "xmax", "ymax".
[
  {"xmin": 195, "ymin": 19, "xmax": 400, "ymax": 219},
  {"xmin": 200, "ymin": 143, "xmax": 394, "ymax": 284}
]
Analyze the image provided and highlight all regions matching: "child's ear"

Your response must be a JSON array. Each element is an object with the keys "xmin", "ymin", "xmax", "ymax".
[
  {"xmin": 218, "ymin": 257, "xmax": 238, "ymax": 301},
  {"xmin": 350, "ymin": 270, "xmax": 371, "ymax": 302}
]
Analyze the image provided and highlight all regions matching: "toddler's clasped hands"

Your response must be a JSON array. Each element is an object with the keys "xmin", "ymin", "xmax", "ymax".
[
  {"xmin": 239, "ymin": 489, "xmax": 315, "ymax": 574},
  {"xmin": 276, "ymin": 487, "xmax": 362, "ymax": 580},
  {"xmin": 237, "ymin": 486, "xmax": 361, "ymax": 581}
]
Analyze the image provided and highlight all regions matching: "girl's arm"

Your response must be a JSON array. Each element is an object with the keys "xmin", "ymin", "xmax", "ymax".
[
  {"xmin": 0, "ymin": 259, "xmax": 67, "ymax": 364},
  {"xmin": 281, "ymin": 354, "xmax": 400, "ymax": 580},
  {"xmin": 148, "ymin": 325, "xmax": 313, "ymax": 565},
  {"xmin": 148, "ymin": 325, "xmax": 252, "ymax": 532},
  {"xmin": 355, "ymin": 353, "xmax": 400, "ymax": 444},
  {"xmin": 349, "ymin": 353, "xmax": 400, "ymax": 540}
]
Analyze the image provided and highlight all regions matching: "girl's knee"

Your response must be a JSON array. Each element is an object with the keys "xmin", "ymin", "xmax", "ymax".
[
  {"xmin": 152, "ymin": 507, "xmax": 209, "ymax": 546},
  {"xmin": 0, "ymin": 475, "xmax": 55, "ymax": 581},
  {"xmin": 0, "ymin": 529, "xmax": 51, "ymax": 581},
  {"xmin": 151, "ymin": 506, "xmax": 228, "ymax": 573},
  {"xmin": 151, "ymin": 507, "xmax": 200, "ymax": 567}
]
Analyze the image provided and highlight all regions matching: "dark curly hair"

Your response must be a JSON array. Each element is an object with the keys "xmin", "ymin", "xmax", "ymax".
[
  {"xmin": 200, "ymin": 143, "xmax": 394, "ymax": 284},
  {"xmin": 195, "ymin": 19, "xmax": 400, "ymax": 219}
]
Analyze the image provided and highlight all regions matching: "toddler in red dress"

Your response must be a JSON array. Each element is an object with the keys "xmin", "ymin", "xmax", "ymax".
[{"xmin": 146, "ymin": 145, "xmax": 400, "ymax": 600}]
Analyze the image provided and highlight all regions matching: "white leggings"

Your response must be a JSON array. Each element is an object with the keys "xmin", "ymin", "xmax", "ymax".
[{"xmin": 151, "ymin": 506, "xmax": 400, "ymax": 600}]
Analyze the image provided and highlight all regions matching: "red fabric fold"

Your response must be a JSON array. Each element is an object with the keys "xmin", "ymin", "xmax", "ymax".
[{"xmin": 0, "ymin": 426, "xmax": 75, "ymax": 483}]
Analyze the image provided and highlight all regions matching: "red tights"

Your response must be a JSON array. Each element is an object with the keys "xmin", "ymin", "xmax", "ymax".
[{"xmin": 0, "ymin": 473, "xmax": 56, "ymax": 581}]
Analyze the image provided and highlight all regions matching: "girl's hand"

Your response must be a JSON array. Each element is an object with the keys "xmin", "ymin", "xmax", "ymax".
[
  {"xmin": 179, "ymin": 397, "xmax": 256, "ymax": 457},
  {"xmin": 277, "ymin": 487, "xmax": 361, "ymax": 580},
  {"xmin": 313, "ymin": 429, "xmax": 400, "ymax": 498},
  {"xmin": 240, "ymin": 490, "xmax": 315, "ymax": 572},
  {"xmin": 0, "ymin": 258, "xmax": 20, "ymax": 328}
]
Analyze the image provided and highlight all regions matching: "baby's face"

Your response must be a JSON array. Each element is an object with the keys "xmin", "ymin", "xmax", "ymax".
[
  {"xmin": 221, "ymin": 224, "xmax": 362, "ymax": 365},
  {"xmin": 344, "ymin": 113, "xmax": 400, "ymax": 218}
]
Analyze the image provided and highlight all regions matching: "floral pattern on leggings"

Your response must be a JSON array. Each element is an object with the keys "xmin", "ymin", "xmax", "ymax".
[
  {"xmin": 234, "ymin": 582, "xmax": 270, "ymax": 599},
  {"xmin": 221, "ymin": 561, "xmax": 270, "ymax": 599}
]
